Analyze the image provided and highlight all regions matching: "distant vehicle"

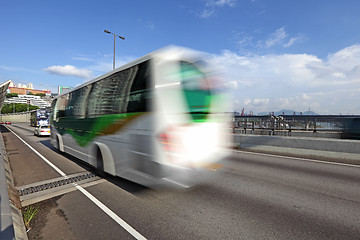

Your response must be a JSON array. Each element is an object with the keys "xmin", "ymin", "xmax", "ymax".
[
  {"xmin": 5, "ymin": 121, "xmax": 11, "ymax": 125},
  {"xmin": 34, "ymin": 125, "xmax": 50, "ymax": 136},
  {"xmin": 0, "ymin": 121, "xmax": 4, "ymax": 124},
  {"xmin": 50, "ymin": 46, "xmax": 231, "ymax": 188},
  {"xmin": 30, "ymin": 109, "xmax": 50, "ymax": 127}
]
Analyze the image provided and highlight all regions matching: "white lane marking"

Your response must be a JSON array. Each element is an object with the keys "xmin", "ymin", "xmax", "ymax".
[
  {"xmin": 163, "ymin": 177, "xmax": 191, "ymax": 188},
  {"xmin": 129, "ymin": 150, "xmax": 152, "ymax": 157},
  {"xmin": 74, "ymin": 184, "xmax": 146, "ymax": 240},
  {"xmin": 7, "ymin": 127, "xmax": 67, "ymax": 176},
  {"xmin": 7, "ymin": 126, "xmax": 147, "ymax": 240},
  {"xmin": 232, "ymin": 149, "xmax": 360, "ymax": 169}
]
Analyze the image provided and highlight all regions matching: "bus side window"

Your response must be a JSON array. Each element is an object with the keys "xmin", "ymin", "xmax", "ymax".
[
  {"xmin": 73, "ymin": 85, "xmax": 91, "ymax": 118},
  {"xmin": 126, "ymin": 61, "xmax": 151, "ymax": 113},
  {"xmin": 86, "ymin": 83, "xmax": 103, "ymax": 117},
  {"xmin": 85, "ymin": 60, "xmax": 151, "ymax": 116}
]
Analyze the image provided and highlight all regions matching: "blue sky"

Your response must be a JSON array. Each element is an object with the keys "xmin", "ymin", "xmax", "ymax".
[{"xmin": 1, "ymin": 0, "xmax": 360, "ymax": 114}]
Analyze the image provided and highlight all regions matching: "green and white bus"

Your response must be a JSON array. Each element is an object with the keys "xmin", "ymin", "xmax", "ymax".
[{"xmin": 50, "ymin": 46, "xmax": 231, "ymax": 188}]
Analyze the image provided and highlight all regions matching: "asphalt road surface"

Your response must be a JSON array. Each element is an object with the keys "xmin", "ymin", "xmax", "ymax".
[{"xmin": 2, "ymin": 123, "xmax": 360, "ymax": 240}]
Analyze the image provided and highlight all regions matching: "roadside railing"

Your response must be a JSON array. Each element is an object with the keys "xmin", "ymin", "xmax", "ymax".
[{"xmin": 233, "ymin": 115, "xmax": 360, "ymax": 139}]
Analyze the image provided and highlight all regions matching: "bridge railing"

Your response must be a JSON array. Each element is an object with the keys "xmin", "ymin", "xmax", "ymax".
[{"xmin": 233, "ymin": 115, "xmax": 360, "ymax": 139}]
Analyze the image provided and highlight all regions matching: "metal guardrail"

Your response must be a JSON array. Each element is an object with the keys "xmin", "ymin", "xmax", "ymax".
[{"xmin": 233, "ymin": 115, "xmax": 360, "ymax": 136}]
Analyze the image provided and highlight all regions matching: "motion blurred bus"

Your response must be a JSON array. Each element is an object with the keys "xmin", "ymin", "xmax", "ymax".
[{"xmin": 50, "ymin": 46, "xmax": 231, "ymax": 188}]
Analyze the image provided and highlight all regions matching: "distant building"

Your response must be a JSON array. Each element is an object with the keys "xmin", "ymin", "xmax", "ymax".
[
  {"xmin": 58, "ymin": 85, "xmax": 72, "ymax": 94},
  {"xmin": 5, "ymin": 94, "xmax": 51, "ymax": 108},
  {"xmin": 7, "ymin": 80, "xmax": 50, "ymax": 95},
  {"xmin": 8, "ymin": 87, "xmax": 51, "ymax": 95},
  {"xmin": 27, "ymin": 83, "xmax": 34, "ymax": 89},
  {"xmin": 16, "ymin": 83, "xmax": 26, "ymax": 88}
]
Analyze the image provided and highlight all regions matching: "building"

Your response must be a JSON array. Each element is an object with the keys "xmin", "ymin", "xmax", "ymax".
[
  {"xmin": 8, "ymin": 87, "xmax": 51, "ymax": 95},
  {"xmin": 5, "ymin": 95, "xmax": 51, "ymax": 108},
  {"xmin": 27, "ymin": 83, "xmax": 34, "ymax": 89},
  {"xmin": 58, "ymin": 85, "xmax": 72, "ymax": 94},
  {"xmin": 7, "ymin": 80, "xmax": 51, "ymax": 95}
]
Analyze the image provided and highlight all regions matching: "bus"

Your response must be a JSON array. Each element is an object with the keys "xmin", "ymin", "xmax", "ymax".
[
  {"xmin": 50, "ymin": 46, "xmax": 231, "ymax": 188},
  {"xmin": 31, "ymin": 108, "xmax": 50, "ymax": 127}
]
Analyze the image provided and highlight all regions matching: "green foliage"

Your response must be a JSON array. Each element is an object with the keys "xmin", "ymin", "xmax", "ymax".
[
  {"xmin": 1, "ymin": 103, "xmax": 39, "ymax": 114},
  {"xmin": 22, "ymin": 205, "xmax": 40, "ymax": 230},
  {"xmin": 6, "ymin": 93, "xmax": 18, "ymax": 98},
  {"xmin": 35, "ymin": 93, "xmax": 46, "ymax": 97}
]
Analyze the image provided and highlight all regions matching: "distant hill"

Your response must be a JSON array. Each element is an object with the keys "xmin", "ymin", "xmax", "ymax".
[{"xmin": 257, "ymin": 109, "xmax": 319, "ymax": 116}]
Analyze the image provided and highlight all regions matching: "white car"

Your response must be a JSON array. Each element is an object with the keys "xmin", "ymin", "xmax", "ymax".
[{"xmin": 34, "ymin": 125, "xmax": 51, "ymax": 136}]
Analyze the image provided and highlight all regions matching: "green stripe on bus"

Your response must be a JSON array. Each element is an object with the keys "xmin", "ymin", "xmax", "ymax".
[{"xmin": 54, "ymin": 112, "xmax": 144, "ymax": 147}]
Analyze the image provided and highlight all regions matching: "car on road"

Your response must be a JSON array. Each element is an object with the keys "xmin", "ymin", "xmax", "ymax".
[
  {"xmin": 0, "ymin": 121, "xmax": 4, "ymax": 124},
  {"xmin": 34, "ymin": 125, "xmax": 51, "ymax": 136},
  {"xmin": 5, "ymin": 121, "xmax": 11, "ymax": 125}
]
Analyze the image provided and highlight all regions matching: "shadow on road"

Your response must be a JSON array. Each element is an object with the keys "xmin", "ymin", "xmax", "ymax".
[
  {"xmin": 0, "ymin": 125, "xmax": 10, "ymax": 133},
  {"xmin": 38, "ymin": 139, "xmax": 149, "ymax": 195}
]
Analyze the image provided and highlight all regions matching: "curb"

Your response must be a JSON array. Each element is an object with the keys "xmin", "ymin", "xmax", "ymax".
[{"xmin": 0, "ymin": 128, "xmax": 28, "ymax": 240}]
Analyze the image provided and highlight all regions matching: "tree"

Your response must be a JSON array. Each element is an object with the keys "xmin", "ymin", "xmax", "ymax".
[
  {"xmin": 6, "ymin": 93, "xmax": 18, "ymax": 98},
  {"xmin": 1, "ymin": 103, "xmax": 39, "ymax": 114},
  {"xmin": 35, "ymin": 93, "xmax": 46, "ymax": 97}
]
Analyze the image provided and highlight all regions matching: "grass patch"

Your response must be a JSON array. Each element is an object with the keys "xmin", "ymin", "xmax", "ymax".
[{"xmin": 22, "ymin": 205, "xmax": 40, "ymax": 231}]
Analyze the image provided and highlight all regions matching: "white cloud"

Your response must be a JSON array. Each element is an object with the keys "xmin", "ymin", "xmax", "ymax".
[
  {"xmin": 331, "ymin": 72, "xmax": 346, "ymax": 78},
  {"xmin": 214, "ymin": 44, "xmax": 360, "ymax": 114},
  {"xmin": 284, "ymin": 35, "xmax": 304, "ymax": 48},
  {"xmin": 234, "ymin": 27, "xmax": 304, "ymax": 52},
  {"xmin": 223, "ymin": 80, "xmax": 238, "ymax": 89},
  {"xmin": 244, "ymin": 98, "xmax": 252, "ymax": 105},
  {"xmin": 253, "ymin": 98, "xmax": 270, "ymax": 105},
  {"xmin": 198, "ymin": 0, "xmax": 236, "ymax": 18},
  {"xmin": 302, "ymin": 93, "xmax": 312, "ymax": 100},
  {"xmin": 199, "ymin": 9, "xmax": 216, "ymax": 18},
  {"xmin": 206, "ymin": 0, "xmax": 236, "ymax": 7},
  {"xmin": 265, "ymin": 27, "xmax": 287, "ymax": 48},
  {"xmin": 328, "ymin": 44, "xmax": 360, "ymax": 71},
  {"xmin": 43, "ymin": 65, "xmax": 92, "ymax": 79}
]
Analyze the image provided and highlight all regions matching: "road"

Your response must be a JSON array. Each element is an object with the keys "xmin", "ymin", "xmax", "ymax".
[{"xmin": 2, "ymin": 123, "xmax": 360, "ymax": 239}]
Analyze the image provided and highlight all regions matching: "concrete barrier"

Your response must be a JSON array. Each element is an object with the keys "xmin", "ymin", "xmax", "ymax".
[
  {"xmin": 0, "ymin": 127, "xmax": 28, "ymax": 240},
  {"xmin": 234, "ymin": 134, "xmax": 360, "ymax": 161},
  {"xmin": 0, "ymin": 146, "xmax": 15, "ymax": 239},
  {"xmin": 0, "ymin": 112, "xmax": 31, "ymax": 123}
]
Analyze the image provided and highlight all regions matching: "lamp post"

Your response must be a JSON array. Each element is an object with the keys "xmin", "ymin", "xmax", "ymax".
[{"xmin": 104, "ymin": 30, "xmax": 125, "ymax": 70}]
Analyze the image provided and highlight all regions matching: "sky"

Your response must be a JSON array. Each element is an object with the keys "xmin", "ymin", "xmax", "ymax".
[{"xmin": 1, "ymin": 0, "xmax": 360, "ymax": 115}]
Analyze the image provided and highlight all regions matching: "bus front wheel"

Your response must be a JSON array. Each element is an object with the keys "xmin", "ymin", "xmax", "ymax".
[{"xmin": 56, "ymin": 137, "xmax": 63, "ymax": 154}]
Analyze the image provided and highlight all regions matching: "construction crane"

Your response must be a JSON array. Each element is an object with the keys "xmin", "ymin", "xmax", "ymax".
[{"xmin": 40, "ymin": 83, "xmax": 57, "ymax": 88}]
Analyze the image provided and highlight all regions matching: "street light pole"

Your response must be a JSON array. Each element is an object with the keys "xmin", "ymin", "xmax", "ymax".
[
  {"xmin": 113, "ymin": 34, "xmax": 116, "ymax": 70},
  {"xmin": 104, "ymin": 30, "xmax": 125, "ymax": 70}
]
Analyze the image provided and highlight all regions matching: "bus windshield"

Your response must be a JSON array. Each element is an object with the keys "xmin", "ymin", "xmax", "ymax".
[{"xmin": 179, "ymin": 61, "xmax": 212, "ymax": 122}]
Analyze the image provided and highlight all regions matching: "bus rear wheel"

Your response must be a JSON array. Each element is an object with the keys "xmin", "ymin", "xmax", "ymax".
[{"xmin": 96, "ymin": 148, "xmax": 105, "ymax": 177}]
